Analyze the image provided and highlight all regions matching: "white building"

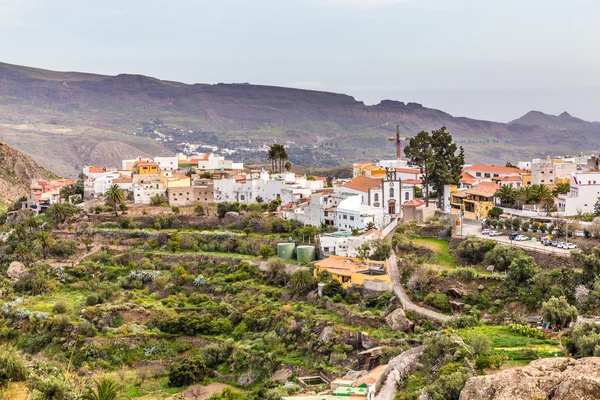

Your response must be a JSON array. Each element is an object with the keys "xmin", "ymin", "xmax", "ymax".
[
  {"xmin": 557, "ymin": 171, "xmax": 600, "ymax": 215},
  {"xmin": 153, "ymin": 156, "xmax": 178, "ymax": 171},
  {"xmin": 213, "ymin": 171, "xmax": 324, "ymax": 204},
  {"xmin": 83, "ymin": 170, "xmax": 133, "ymax": 198},
  {"xmin": 335, "ymin": 195, "xmax": 385, "ymax": 232},
  {"xmin": 133, "ymin": 182, "xmax": 167, "ymax": 204},
  {"xmin": 320, "ymin": 229, "xmax": 384, "ymax": 257}
]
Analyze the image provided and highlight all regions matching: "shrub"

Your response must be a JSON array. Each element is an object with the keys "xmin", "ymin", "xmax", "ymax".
[
  {"xmin": 469, "ymin": 334, "xmax": 491, "ymax": 355},
  {"xmin": 0, "ymin": 344, "xmax": 29, "ymax": 381},
  {"xmin": 453, "ymin": 237, "xmax": 495, "ymax": 264},
  {"xmin": 52, "ymin": 239, "xmax": 77, "ymax": 257},
  {"xmin": 483, "ymin": 244, "xmax": 522, "ymax": 272},
  {"xmin": 52, "ymin": 302, "xmax": 68, "ymax": 314},
  {"xmin": 168, "ymin": 356, "xmax": 207, "ymax": 387},
  {"xmin": 290, "ymin": 269, "xmax": 315, "ymax": 295},
  {"xmin": 424, "ymin": 292, "xmax": 451, "ymax": 313},
  {"xmin": 323, "ymin": 279, "xmax": 344, "ymax": 298},
  {"xmin": 508, "ymin": 323, "xmax": 547, "ymax": 340},
  {"xmin": 259, "ymin": 245, "xmax": 275, "ymax": 259}
]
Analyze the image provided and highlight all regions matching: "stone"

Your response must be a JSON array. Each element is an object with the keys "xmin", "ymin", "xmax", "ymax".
[
  {"xmin": 7, "ymin": 261, "xmax": 25, "ymax": 281},
  {"xmin": 446, "ymin": 287, "xmax": 467, "ymax": 298},
  {"xmin": 237, "ymin": 371, "xmax": 258, "ymax": 386},
  {"xmin": 272, "ymin": 368, "xmax": 292, "ymax": 383},
  {"xmin": 450, "ymin": 300, "xmax": 466, "ymax": 312},
  {"xmin": 385, "ymin": 308, "xmax": 414, "ymax": 332},
  {"xmin": 361, "ymin": 331, "xmax": 379, "ymax": 349},
  {"xmin": 319, "ymin": 325, "xmax": 335, "ymax": 344},
  {"xmin": 460, "ymin": 357, "xmax": 600, "ymax": 400}
]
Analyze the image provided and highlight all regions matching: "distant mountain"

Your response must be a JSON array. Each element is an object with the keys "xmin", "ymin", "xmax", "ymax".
[
  {"xmin": 0, "ymin": 142, "xmax": 58, "ymax": 211},
  {"xmin": 1, "ymin": 61, "xmax": 600, "ymax": 176}
]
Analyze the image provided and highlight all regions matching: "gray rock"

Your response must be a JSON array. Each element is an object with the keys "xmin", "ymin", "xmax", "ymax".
[
  {"xmin": 385, "ymin": 308, "xmax": 414, "ymax": 332},
  {"xmin": 7, "ymin": 261, "xmax": 25, "ymax": 281},
  {"xmin": 319, "ymin": 325, "xmax": 335, "ymax": 343}
]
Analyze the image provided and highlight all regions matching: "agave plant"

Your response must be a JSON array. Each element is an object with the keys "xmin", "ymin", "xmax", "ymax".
[
  {"xmin": 193, "ymin": 274, "xmax": 207, "ymax": 287},
  {"xmin": 80, "ymin": 378, "xmax": 124, "ymax": 400}
]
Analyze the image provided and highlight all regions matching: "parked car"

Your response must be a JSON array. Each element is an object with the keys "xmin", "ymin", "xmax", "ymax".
[
  {"xmin": 551, "ymin": 241, "xmax": 560, "ymax": 247},
  {"xmin": 543, "ymin": 240, "xmax": 552, "ymax": 246},
  {"xmin": 509, "ymin": 233, "xmax": 519, "ymax": 240},
  {"xmin": 482, "ymin": 229, "xmax": 491, "ymax": 235},
  {"xmin": 564, "ymin": 243, "xmax": 577, "ymax": 249},
  {"xmin": 489, "ymin": 231, "xmax": 503, "ymax": 236},
  {"xmin": 557, "ymin": 242, "xmax": 567, "ymax": 248},
  {"xmin": 515, "ymin": 235, "xmax": 529, "ymax": 241}
]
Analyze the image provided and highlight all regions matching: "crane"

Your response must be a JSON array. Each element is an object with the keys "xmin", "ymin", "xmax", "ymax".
[{"xmin": 388, "ymin": 125, "xmax": 411, "ymax": 166}]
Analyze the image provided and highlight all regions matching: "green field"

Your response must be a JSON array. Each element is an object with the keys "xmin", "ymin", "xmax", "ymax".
[{"xmin": 409, "ymin": 236, "xmax": 456, "ymax": 267}]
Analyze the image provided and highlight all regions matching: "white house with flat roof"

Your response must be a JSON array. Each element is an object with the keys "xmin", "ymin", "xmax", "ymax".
[
  {"xmin": 335, "ymin": 195, "xmax": 385, "ymax": 232},
  {"xmin": 557, "ymin": 171, "xmax": 600, "ymax": 215}
]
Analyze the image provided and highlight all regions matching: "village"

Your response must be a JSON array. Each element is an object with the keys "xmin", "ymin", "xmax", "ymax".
[{"xmin": 12, "ymin": 132, "xmax": 600, "ymax": 399}]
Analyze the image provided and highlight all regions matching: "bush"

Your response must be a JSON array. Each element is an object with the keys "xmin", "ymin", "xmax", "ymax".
[
  {"xmin": 541, "ymin": 296, "xmax": 578, "ymax": 329},
  {"xmin": 52, "ymin": 302, "xmax": 68, "ymax": 314},
  {"xmin": 508, "ymin": 323, "xmax": 547, "ymax": 340},
  {"xmin": 86, "ymin": 294, "xmax": 101, "ymax": 306},
  {"xmin": 0, "ymin": 344, "xmax": 29, "ymax": 381},
  {"xmin": 424, "ymin": 292, "xmax": 451, "ymax": 313},
  {"xmin": 483, "ymin": 244, "xmax": 522, "ymax": 272},
  {"xmin": 469, "ymin": 334, "xmax": 491, "ymax": 355},
  {"xmin": 259, "ymin": 245, "xmax": 275, "ymax": 259},
  {"xmin": 290, "ymin": 269, "xmax": 315, "ymax": 294},
  {"xmin": 323, "ymin": 279, "xmax": 344, "ymax": 298},
  {"xmin": 168, "ymin": 356, "xmax": 207, "ymax": 387},
  {"xmin": 52, "ymin": 239, "xmax": 77, "ymax": 257},
  {"xmin": 453, "ymin": 237, "xmax": 495, "ymax": 264}
]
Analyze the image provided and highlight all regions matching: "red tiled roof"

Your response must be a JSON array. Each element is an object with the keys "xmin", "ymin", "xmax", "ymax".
[
  {"xmin": 494, "ymin": 176, "xmax": 522, "ymax": 182},
  {"xmin": 403, "ymin": 179, "xmax": 422, "ymax": 185},
  {"xmin": 340, "ymin": 176, "xmax": 382, "ymax": 193},
  {"xmin": 464, "ymin": 164, "xmax": 522, "ymax": 174},
  {"xmin": 362, "ymin": 229, "xmax": 384, "ymax": 237},
  {"xmin": 396, "ymin": 167, "xmax": 421, "ymax": 174},
  {"xmin": 403, "ymin": 199, "xmax": 426, "ymax": 207},
  {"xmin": 460, "ymin": 171, "xmax": 477, "ymax": 184}
]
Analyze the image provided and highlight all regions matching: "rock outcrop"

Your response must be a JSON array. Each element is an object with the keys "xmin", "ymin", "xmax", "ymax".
[
  {"xmin": 7, "ymin": 261, "xmax": 26, "ymax": 281},
  {"xmin": 385, "ymin": 308, "xmax": 414, "ymax": 332},
  {"xmin": 460, "ymin": 357, "xmax": 600, "ymax": 400}
]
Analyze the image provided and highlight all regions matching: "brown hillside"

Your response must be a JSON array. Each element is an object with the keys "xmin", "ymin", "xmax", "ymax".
[
  {"xmin": 1, "ymin": 61, "xmax": 600, "ymax": 173},
  {"xmin": 0, "ymin": 142, "xmax": 58, "ymax": 209}
]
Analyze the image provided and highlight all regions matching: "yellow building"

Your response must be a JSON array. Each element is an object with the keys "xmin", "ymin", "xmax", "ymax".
[
  {"xmin": 314, "ymin": 256, "xmax": 391, "ymax": 288},
  {"xmin": 522, "ymin": 171, "xmax": 532, "ymax": 186},
  {"xmin": 160, "ymin": 171, "xmax": 191, "ymax": 189},
  {"xmin": 450, "ymin": 182, "xmax": 500, "ymax": 220},
  {"xmin": 133, "ymin": 161, "xmax": 159, "ymax": 175},
  {"xmin": 352, "ymin": 163, "xmax": 386, "ymax": 179}
]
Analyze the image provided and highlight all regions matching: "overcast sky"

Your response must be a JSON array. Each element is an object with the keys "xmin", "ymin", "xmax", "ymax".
[{"xmin": 1, "ymin": 0, "xmax": 599, "ymax": 122}]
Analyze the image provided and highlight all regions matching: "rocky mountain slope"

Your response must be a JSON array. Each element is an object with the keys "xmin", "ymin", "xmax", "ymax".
[
  {"xmin": 1, "ymin": 61, "xmax": 600, "ymax": 175},
  {"xmin": 460, "ymin": 357, "xmax": 600, "ymax": 400},
  {"xmin": 0, "ymin": 142, "xmax": 58, "ymax": 210}
]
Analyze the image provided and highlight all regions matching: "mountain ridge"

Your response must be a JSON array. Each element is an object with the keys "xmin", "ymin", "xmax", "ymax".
[{"xmin": 1, "ymin": 61, "xmax": 600, "ymax": 176}]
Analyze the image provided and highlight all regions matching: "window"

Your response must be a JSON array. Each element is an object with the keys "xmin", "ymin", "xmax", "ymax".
[
  {"xmin": 343, "ymin": 215, "xmax": 347, "ymax": 220},
  {"xmin": 350, "ymin": 216, "xmax": 354, "ymax": 221},
  {"xmin": 389, "ymin": 188, "xmax": 394, "ymax": 198},
  {"xmin": 374, "ymin": 193, "xmax": 379, "ymax": 202},
  {"xmin": 405, "ymin": 192, "xmax": 409, "ymax": 201},
  {"xmin": 484, "ymin": 173, "xmax": 490, "ymax": 178},
  {"xmin": 550, "ymin": 179, "xmax": 553, "ymax": 182},
  {"xmin": 476, "ymin": 172, "xmax": 481, "ymax": 177},
  {"xmin": 240, "ymin": 195, "xmax": 245, "ymax": 200},
  {"xmin": 541, "ymin": 180, "xmax": 545, "ymax": 183}
]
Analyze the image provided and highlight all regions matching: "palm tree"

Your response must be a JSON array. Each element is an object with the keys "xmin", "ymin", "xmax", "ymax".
[
  {"xmin": 531, "ymin": 184, "xmax": 553, "ymax": 204},
  {"xmin": 284, "ymin": 161, "xmax": 292, "ymax": 172},
  {"xmin": 48, "ymin": 203, "xmax": 69, "ymax": 224},
  {"xmin": 37, "ymin": 230, "xmax": 54, "ymax": 260},
  {"xmin": 515, "ymin": 186, "xmax": 532, "ymax": 207},
  {"xmin": 105, "ymin": 185, "xmax": 125, "ymax": 217},
  {"xmin": 495, "ymin": 185, "xmax": 515, "ymax": 205},
  {"xmin": 267, "ymin": 145, "xmax": 276, "ymax": 173},
  {"xmin": 553, "ymin": 182, "xmax": 571, "ymax": 196},
  {"xmin": 13, "ymin": 243, "xmax": 34, "ymax": 266},
  {"xmin": 267, "ymin": 144, "xmax": 289, "ymax": 173},
  {"xmin": 80, "ymin": 378, "xmax": 124, "ymax": 400}
]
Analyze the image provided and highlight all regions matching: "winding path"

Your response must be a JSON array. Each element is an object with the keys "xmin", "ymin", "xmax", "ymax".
[
  {"xmin": 384, "ymin": 225, "xmax": 454, "ymax": 323},
  {"xmin": 374, "ymin": 346, "xmax": 424, "ymax": 400}
]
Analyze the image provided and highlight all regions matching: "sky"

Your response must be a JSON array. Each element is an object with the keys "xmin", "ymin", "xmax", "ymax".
[{"xmin": 1, "ymin": 0, "xmax": 599, "ymax": 122}]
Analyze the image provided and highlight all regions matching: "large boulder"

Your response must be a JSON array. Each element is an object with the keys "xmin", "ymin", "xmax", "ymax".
[
  {"xmin": 460, "ymin": 357, "xmax": 600, "ymax": 400},
  {"xmin": 319, "ymin": 325, "xmax": 335, "ymax": 344},
  {"xmin": 7, "ymin": 261, "xmax": 25, "ymax": 281},
  {"xmin": 385, "ymin": 308, "xmax": 414, "ymax": 332}
]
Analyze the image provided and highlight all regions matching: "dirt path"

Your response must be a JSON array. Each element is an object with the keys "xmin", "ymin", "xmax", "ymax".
[{"xmin": 3, "ymin": 382, "xmax": 29, "ymax": 400}]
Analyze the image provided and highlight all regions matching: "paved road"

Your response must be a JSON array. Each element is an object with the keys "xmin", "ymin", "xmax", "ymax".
[
  {"xmin": 387, "ymin": 251, "xmax": 453, "ymax": 323},
  {"xmin": 374, "ymin": 346, "xmax": 424, "ymax": 400},
  {"xmin": 459, "ymin": 221, "xmax": 572, "ymax": 255}
]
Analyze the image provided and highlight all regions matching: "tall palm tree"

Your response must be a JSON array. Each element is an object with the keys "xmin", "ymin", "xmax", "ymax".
[
  {"xmin": 267, "ymin": 145, "xmax": 276, "ymax": 173},
  {"xmin": 105, "ymin": 185, "xmax": 125, "ymax": 217},
  {"xmin": 494, "ymin": 185, "xmax": 515, "ymax": 205},
  {"xmin": 37, "ymin": 230, "xmax": 54, "ymax": 260},
  {"xmin": 515, "ymin": 186, "xmax": 533, "ymax": 207},
  {"xmin": 80, "ymin": 378, "xmax": 124, "ymax": 400},
  {"xmin": 13, "ymin": 243, "xmax": 34, "ymax": 266}
]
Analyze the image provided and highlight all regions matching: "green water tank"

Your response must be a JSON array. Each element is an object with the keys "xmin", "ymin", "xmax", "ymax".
[
  {"xmin": 277, "ymin": 243, "xmax": 295, "ymax": 260},
  {"xmin": 296, "ymin": 245, "xmax": 316, "ymax": 263}
]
